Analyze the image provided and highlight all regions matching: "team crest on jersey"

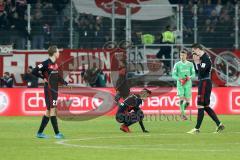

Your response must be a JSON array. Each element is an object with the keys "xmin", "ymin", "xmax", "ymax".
[
  {"xmin": 48, "ymin": 64, "xmax": 58, "ymax": 70},
  {"xmin": 38, "ymin": 64, "xmax": 43, "ymax": 68}
]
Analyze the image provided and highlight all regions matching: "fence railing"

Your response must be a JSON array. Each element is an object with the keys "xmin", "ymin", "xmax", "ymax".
[
  {"xmin": 0, "ymin": 2, "xmax": 239, "ymax": 50},
  {"xmin": 128, "ymin": 44, "xmax": 239, "ymax": 86}
]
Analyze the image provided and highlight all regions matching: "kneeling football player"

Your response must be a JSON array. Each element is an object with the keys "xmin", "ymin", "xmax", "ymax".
[{"xmin": 116, "ymin": 88, "xmax": 151, "ymax": 133}]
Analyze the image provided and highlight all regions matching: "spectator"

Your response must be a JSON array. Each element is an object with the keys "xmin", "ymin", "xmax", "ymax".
[
  {"xmin": 0, "ymin": 0, "xmax": 7, "ymax": 28},
  {"xmin": 81, "ymin": 67, "xmax": 107, "ymax": 87},
  {"xmin": 94, "ymin": 16, "xmax": 104, "ymax": 48},
  {"xmin": 95, "ymin": 70, "xmax": 107, "ymax": 87},
  {"xmin": 31, "ymin": 10, "xmax": 45, "ymax": 49},
  {"xmin": 156, "ymin": 25, "xmax": 175, "ymax": 73},
  {"xmin": 23, "ymin": 66, "xmax": 38, "ymax": 88},
  {"xmin": 16, "ymin": 0, "xmax": 27, "ymax": 19},
  {"xmin": 1, "ymin": 72, "xmax": 13, "ymax": 88}
]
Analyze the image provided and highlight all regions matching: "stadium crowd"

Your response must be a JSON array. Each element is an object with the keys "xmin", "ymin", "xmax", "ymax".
[
  {"xmin": 183, "ymin": 0, "xmax": 238, "ymax": 48},
  {"xmin": 0, "ymin": 0, "xmax": 239, "ymax": 49}
]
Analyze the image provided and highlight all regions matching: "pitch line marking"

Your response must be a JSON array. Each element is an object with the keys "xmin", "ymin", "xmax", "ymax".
[{"xmin": 55, "ymin": 134, "xmax": 240, "ymax": 152}]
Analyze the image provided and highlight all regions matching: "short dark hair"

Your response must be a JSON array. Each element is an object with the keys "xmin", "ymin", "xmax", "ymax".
[
  {"xmin": 166, "ymin": 25, "xmax": 171, "ymax": 30},
  {"xmin": 180, "ymin": 50, "xmax": 188, "ymax": 54},
  {"xmin": 191, "ymin": 43, "xmax": 203, "ymax": 50},
  {"xmin": 141, "ymin": 88, "xmax": 152, "ymax": 95},
  {"xmin": 48, "ymin": 45, "xmax": 58, "ymax": 56}
]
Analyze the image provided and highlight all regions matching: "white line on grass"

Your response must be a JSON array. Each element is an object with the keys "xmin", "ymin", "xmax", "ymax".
[{"xmin": 55, "ymin": 134, "xmax": 240, "ymax": 152}]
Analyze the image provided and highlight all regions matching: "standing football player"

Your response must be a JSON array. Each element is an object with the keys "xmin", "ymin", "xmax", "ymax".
[
  {"xmin": 32, "ymin": 45, "xmax": 68, "ymax": 139},
  {"xmin": 187, "ymin": 43, "xmax": 225, "ymax": 134},
  {"xmin": 116, "ymin": 88, "xmax": 151, "ymax": 133},
  {"xmin": 172, "ymin": 50, "xmax": 195, "ymax": 120}
]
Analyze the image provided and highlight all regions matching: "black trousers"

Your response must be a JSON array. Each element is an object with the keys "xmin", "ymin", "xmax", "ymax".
[{"xmin": 156, "ymin": 43, "xmax": 172, "ymax": 68}]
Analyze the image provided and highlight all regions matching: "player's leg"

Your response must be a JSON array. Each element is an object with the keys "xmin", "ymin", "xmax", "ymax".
[
  {"xmin": 50, "ymin": 94, "xmax": 64, "ymax": 138},
  {"xmin": 48, "ymin": 87, "xmax": 64, "ymax": 138},
  {"xmin": 181, "ymin": 85, "xmax": 192, "ymax": 120},
  {"xmin": 125, "ymin": 110, "xmax": 144, "ymax": 126},
  {"xmin": 36, "ymin": 85, "xmax": 51, "ymax": 138},
  {"xmin": 187, "ymin": 80, "xmax": 204, "ymax": 134},
  {"xmin": 50, "ymin": 107, "xmax": 64, "ymax": 138},
  {"xmin": 177, "ymin": 85, "xmax": 185, "ymax": 117},
  {"xmin": 184, "ymin": 98, "xmax": 190, "ymax": 109},
  {"xmin": 194, "ymin": 80, "xmax": 206, "ymax": 131},
  {"xmin": 184, "ymin": 84, "xmax": 192, "ymax": 110},
  {"xmin": 116, "ymin": 112, "xmax": 130, "ymax": 133},
  {"xmin": 36, "ymin": 110, "xmax": 50, "ymax": 138},
  {"xmin": 203, "ymin": 80, "xmax": 224, "ymax": 133}
]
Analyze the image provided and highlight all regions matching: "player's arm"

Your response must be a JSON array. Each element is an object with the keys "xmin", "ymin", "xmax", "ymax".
[
  {"xmin": 172, "ymin": 63, "xmax": 186, "ymax": 85},
  {"xmin": 172, "ymin": 63, "xmax": 179, "ymax": 80},
  {"xmin": 57, "ymin": 66, "xmax": 68, "ymax": 86},
  {"xmin": 58, "ymin": 74, "xmax": 68, "ymax": 86},
  {"xmin": 139, "ymin": 120, "xmax": 148, "ymax": 133},
  {"xmin": 32, "ymin": 63, "xmax": 45, "ymax": 79},
  {"xmin": 189, "ymin": 62, "xmax": 196, "ymax": 79},
  {"xmin": 134, "ymin": 107, "xmax": 148, "ymax": 133}
]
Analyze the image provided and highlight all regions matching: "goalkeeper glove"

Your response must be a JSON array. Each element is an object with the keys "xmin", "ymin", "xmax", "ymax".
[{"xmin": 179, "ymin": 78, "xmax": 186, "ymax": 86}]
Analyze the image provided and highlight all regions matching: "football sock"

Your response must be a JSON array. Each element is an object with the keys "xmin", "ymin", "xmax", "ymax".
[
  {"xmin": 184, "ymin": 102, "xmax": 190, "ymax": 109},
  {"xmin": 180, "ymin": 100, "xmax": 185, "ymax": 115},
  {"xmin": 195, "ymin": 108, "xmax": 204, "ymax": 129},
  {"xmin": 50, "ymin": 116, "xmax": 59, "ymax": 134},
  {"xmin": 38, "ymin": 115, "xmax": 49, "ymax": 133},
  {"xmin": 204, "ymin": 107, "xmax": 221, "ymax": 126}
]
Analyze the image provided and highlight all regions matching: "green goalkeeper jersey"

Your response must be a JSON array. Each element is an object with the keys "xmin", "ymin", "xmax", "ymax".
[{"xmin": 172, "ymin": 60, "xmax": 196, "ymax": 86}]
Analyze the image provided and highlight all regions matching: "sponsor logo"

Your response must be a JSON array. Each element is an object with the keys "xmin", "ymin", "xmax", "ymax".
[
  {"xmin": 214, "ymin": 51, "xmax": 240, "ymax": 84},
  {"xmin": 231, "ymin": 91, "xmax": 240, "ymax": 111},
  {"xmin": 95, "ymin": 0, "xmax": 150, "ymax": 15},
  {"xmin": 22, "ymin": 90, "xmax": 105, "ymax": 114}
]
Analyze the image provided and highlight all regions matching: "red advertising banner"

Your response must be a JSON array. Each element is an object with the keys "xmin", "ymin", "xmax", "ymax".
[
  {"xmin": 0, "ymin": 48, "xmax": 239, "ymax": 87},
  {"xmin": 0, "ymin": 87, "xmax": 239, "ymax": 116},
  {"xmin": 0, "ymin": 49, "xmax": 124, "ymax": 87}
]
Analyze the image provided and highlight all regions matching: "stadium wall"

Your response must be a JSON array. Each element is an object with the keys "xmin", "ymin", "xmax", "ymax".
[{"xmin": 0, "ymin": 49, "xmax": 239, "ymax": 87}]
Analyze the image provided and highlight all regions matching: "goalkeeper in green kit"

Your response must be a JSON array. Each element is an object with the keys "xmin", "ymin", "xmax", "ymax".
[{"xmin": 172, "ymin": 50, "xmax": 196, "ymax": 120}]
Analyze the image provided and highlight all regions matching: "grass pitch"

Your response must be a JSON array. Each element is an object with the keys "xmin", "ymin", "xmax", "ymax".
[{"xmin": 0, "ymin": 115, "xmax": 240, "ymax": 160}]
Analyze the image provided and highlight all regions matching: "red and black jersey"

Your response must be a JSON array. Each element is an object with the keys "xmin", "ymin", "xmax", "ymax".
[
  {"xmin": 194, "ymin": 53, "xmax": 212, "ymax": 80},
  {"xmin": 117, "ymin": 94, "xmax": 143, "ymax": 114},
  {"xmin": 32, "ymin": 58, "xmax": 67, "ymax": 88},
  {"xmin": 32, "ymin": 58, "xmax": 67, "ymax": 109}
]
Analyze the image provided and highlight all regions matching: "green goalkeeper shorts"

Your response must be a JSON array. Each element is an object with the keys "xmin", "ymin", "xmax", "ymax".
[{"xmin": 177, "ymin": 83, "xmax": 192, "ymax": 98}]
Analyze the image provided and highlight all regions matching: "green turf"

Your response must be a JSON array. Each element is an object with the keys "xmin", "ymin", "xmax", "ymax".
[{"xmin": 0, "ymin": 115, "xmax": 240, "ymax": 160}]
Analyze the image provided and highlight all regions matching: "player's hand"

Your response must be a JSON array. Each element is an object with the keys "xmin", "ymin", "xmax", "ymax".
[
  {"xmin": 63, "ymin": 81, "xmax": 68, "ymax": 86},
  {"xmin": 185, "ymin": 76, "xmax": 190, "ymax": 81},
  {"xmin": 143, "ymin": 130, "xmax": 149, "ymax": 133},
  {"xmin": 43, "ymin": 78, "xmax": 48, "ymax": 83},
  {"xmin": 179, "ymin": 78, "xmax": 186, "ymax": 85}
]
